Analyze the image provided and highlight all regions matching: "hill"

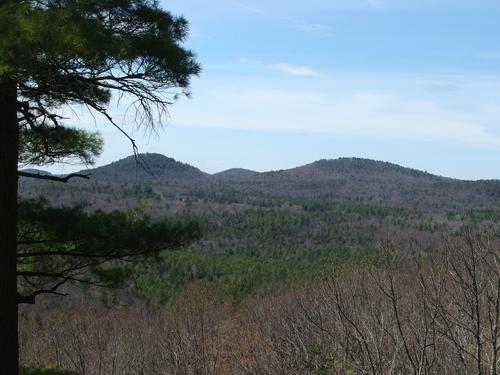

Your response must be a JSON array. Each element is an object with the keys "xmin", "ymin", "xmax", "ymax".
[
  {"xmin": 20, "ymin": 154, "xmax": 500, "ymax": 211},
  {"xmin": 213, "ymin": 168, "xmax": 258, "ymax": 178},
  {"xmin": 83, "ymin": 153, "xmax": 208, "ymax": 183},
  {"xmin": 17, "ymin": 153, "xmax": 500, "ymax": 304},
  {"xmin": 207, "ymin": 157, "xmax": 498, "ymax": 210}
]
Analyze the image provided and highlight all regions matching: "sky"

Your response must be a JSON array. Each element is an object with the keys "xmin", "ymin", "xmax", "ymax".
[{"xmin": 54, "ymin": 0, "xmax": 500, "ymax": 180}]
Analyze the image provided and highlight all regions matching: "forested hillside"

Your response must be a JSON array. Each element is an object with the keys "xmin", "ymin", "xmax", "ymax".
[
  {"xmin": 18, "ymin": 153, "xmax": 500, "ymax": 303},
  {"xmin": 23, "ymin": 153, "xmax": 500, "ymax": 209},
  {"xmin": 17, "ymin": 153, "xmax": 500, "ymax": 374}
]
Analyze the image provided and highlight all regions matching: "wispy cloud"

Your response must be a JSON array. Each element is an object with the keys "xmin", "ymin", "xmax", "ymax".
[
  {"xmin": 233, "ymin": 2, "xmax": 266, "ymax": 16},
  {"xmin": 170, "ymin": 84, "xmax": 500, "ymax": 149},
  {"xmin": 271, "ymin": 64, "xmax": 324, "ymax": 77},
  {"xmin": 295, "ymin": 22, "xmax": 336, "ymax": 37},
  {"xmin": 232, "ymin": 0, "xmax": 482, "ymax": 14},
  {"xmin": 297, "ymin": 23, "xmax": 329, "ymax": 32},
  {"xmin": 233, "ymin": 2, "xmax": 335, "ymax": 37},
  {"xmin": 424, "ymin": 80, "xmax": 461, "ymax": 94},
  {"xmin": 366, "ymin": 0, "xmax": 387, "ymax": 11}
]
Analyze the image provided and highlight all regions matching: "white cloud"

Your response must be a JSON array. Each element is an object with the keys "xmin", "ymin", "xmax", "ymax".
[
  {"xmin": 298, "ymin": 23, "xmax": 330, "ymax": 32},
  {"xmin": 271, "ymin": 63, "xmax": 324, "ymax": 77},
  {"xmin": 58, "ymin": 71, "xmax": 500, "ymax": 153},
  {"xmin": 170, "ymin": 86, "xmax": 500, "ymax": 149}
]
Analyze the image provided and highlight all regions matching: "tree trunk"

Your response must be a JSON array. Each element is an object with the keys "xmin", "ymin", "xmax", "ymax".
[{"xmin": 0, "ymin": 75, "xmax": 19, "ymax": 375}]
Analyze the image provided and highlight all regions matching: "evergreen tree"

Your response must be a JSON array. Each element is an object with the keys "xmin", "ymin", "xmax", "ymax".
[{"xmin": 0, "ymin": 1, "xmax": 200, "ymax": 373}]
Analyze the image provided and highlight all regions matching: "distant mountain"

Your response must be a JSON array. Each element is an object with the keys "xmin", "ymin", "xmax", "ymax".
[
  {"xmin": 211, "ymin": 157, "xmax": 499, "ymax": 210},
  {"xmin": 270, "ymin": 158, "xmax": 442, "ymax": 181},
  {"xmin": 304, "ymin": 158, "xmax": 438, "ymax": 178},
  {"xmin": 17, "ymin": 153, "xmax": 500, "ymax": 274},
  {"xmin": 19, "ymin": 153, "xmax": 500, "ymax": 211},
  {"xmin": 213, "ymin": 168, "xmax": 259, "ymax": 178},
  {"xmin": 83, "ymin": 153, "xmax": 208, "ymax": 183}
]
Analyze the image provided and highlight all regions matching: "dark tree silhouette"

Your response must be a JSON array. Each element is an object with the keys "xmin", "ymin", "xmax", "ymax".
[{"xmin": 0, "ymin": 1, "xmax": 200, "ymax": 373}]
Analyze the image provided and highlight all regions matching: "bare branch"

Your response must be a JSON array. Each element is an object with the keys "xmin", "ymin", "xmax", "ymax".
[{"xmin": 18, "ymin": 171, "xmax": 92, "ymax": 182}]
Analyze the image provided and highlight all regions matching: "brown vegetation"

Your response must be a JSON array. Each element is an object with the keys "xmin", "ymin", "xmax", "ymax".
[{"xmin": 19, "ymin": 231, "xmax": 500, "ymax": 375}]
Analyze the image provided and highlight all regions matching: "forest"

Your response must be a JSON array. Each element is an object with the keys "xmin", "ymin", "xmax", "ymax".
[
  {"xmin": 2, "ymin": 1, "xmax": 500, "ymax": 375},
  {"xmin": 16, "ymin": 153, "xmax": 500, "ymax": 374}
]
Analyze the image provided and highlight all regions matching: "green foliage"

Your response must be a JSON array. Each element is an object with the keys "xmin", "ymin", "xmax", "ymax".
[
  {"xmin": 18, "ymin": 199, "xmax": 200, "ymax": 254},
  {"xmin": 19, "ymin": 125, "xmax": 103, "ymax": 166},
  {"xmin": 1, "ymin": 0, "xmax": 200, "ymax": 93},
  {"xmin": 17, "ymin": 198, "xmax": 201, "ymax": 302},
  {"xmin": 195, "ymin": 203, "xmax": 403, "ymax": 259},
  {"xmin": 113, "ymin": 244, "xmax": 376, "ymax": 306},
  {"xmin": 3, "ymin": 1, "xmax": 200, "ymax": 165}
]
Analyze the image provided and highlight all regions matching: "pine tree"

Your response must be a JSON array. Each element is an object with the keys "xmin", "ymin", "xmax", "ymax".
[{"xmin": 0, "ymin": 1, "xmax": 200, "ymax": 373}]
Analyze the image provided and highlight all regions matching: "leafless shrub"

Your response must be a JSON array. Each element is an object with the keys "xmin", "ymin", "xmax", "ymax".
[
  {"xmin": 20, "ymin": 231, "xmax": 500, "ymax": 375},
  {"xmin": 20, "ymin": 285, "xmax": 225, "ymax": 375}
]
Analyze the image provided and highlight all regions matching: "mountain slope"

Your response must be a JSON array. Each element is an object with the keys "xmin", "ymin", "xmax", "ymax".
[
  {"xmin": 213, "ymin": 168, "xmax": 258, "ymax": 178},
  {"xmin": 20, "ymin": 154, "xmax": 500, "ymax": 211},
  {"xmin": 211, "ymin": 157, "xmax": 499, "ymax": 210},
  {"xmin": 84, "ymin": 153, "xmax": 208, "ymax": 183}
]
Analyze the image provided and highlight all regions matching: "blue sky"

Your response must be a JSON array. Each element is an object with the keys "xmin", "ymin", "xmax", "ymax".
[{"xmin": 56, "ymin": 0, "xmax": 500, "ymax": 179}]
